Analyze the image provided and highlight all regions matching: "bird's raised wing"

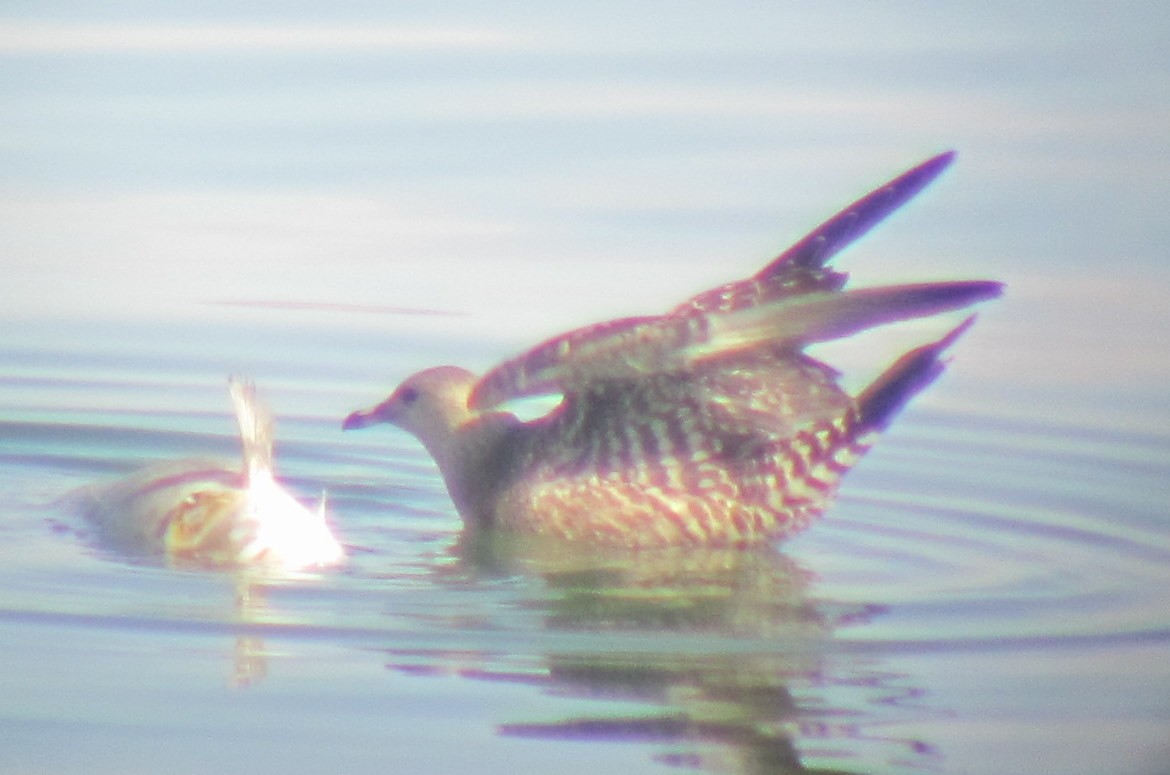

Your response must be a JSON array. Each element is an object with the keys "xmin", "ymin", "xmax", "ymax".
[
  {"xmin": 228, "ymin": 377, "xmax": 274, "ymax": 481},
  {"xmin": 468, "ymin": 152, "xmax": 997, "ymax": 413},
  {"xmin": 675, "ymin": 150, "xmax": 957, "ymax": 317}
]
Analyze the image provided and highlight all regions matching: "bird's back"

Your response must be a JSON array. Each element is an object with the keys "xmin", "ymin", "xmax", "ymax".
[{"xmin": 483, "ymin": 350, "xmax": 851, "ymax": 546}]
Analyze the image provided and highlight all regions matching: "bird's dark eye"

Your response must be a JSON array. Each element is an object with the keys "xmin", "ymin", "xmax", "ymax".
[{"xmin": 398, "ymin": 386, "xmax": 420, "ymax": 404}]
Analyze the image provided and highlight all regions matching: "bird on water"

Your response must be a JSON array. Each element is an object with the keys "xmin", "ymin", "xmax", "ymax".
[
  {"xmin": 344, "ymin": 152, "xmax": 1002, "ymax": 548},
  {"xmin": 76, "ymin": 379, "xmax": 345, "ymax": 571}
]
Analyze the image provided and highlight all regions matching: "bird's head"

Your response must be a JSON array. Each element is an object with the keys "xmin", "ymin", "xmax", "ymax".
[{"xmin": 343, "ymin": 366, "xmax": 479, "ymax": 454}]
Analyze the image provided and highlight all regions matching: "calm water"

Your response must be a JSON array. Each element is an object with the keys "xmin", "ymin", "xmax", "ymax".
[{"xmin": 3, "ymin": 4, "xmax": 1169, "ymax": 774}]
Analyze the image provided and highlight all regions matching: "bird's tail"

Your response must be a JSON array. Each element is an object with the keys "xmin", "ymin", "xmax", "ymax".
[{"xmin": 854, "ymin": 316, "xmax": 977, "ymax": 434}]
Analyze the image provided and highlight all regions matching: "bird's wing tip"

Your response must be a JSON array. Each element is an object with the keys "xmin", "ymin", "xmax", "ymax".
[{"xmin": 226, "ymin": 376, "xmax": 274, "ymax": 475}]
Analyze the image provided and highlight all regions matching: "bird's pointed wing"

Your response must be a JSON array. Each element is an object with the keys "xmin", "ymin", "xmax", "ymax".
[
  {"xmin": 675, "ymin": 151, "xmax": 956, "ymax": 317},
  {"xmin": 467, "ymin": 152, "xmax": 988, "ymax": 414},
  {"xmin": 684, "ymin": 280, "xmax": 1001, "ymax": 365},
  {"xmin": 761, "ymin": 150, "xmax": 956, "ymax": 275},
  {"xmin": 468, "ymin": 277, "xmax": 999, "ymax": 412},
  {"xmin": 228, "ymin": 377, "xmax": 275, "ymax": 480}
]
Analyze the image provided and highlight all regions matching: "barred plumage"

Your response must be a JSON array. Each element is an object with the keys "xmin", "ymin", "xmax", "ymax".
[{"xmin": 344, "ymin": 153, "xmax": 1002, "ymax": 548}]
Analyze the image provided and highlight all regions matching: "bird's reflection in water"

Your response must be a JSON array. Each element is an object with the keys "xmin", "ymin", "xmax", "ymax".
[
  {"xmin": 391, "ymin": 533, "xmax": 939, "ymax": 774},
  {"xmin": 230, "ymin": 580, "xmax": 270, "ymax": 688}
]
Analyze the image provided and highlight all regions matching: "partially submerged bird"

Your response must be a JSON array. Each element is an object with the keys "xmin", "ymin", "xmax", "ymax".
[
  {"xmin": 344, "ymin": 152, "xmax": 1002, "ymax": 548},
  {"xmin": 76, "ymin": 379, "xmax": 345, "ymax": 571}
]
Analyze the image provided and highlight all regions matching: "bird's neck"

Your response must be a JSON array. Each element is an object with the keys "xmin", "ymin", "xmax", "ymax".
[{"xmin": 426, "ymin": 410, "xmax": 522, "ymax": 526}]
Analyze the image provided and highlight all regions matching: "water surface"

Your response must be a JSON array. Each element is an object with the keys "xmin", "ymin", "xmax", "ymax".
[{"xmin": 2, "ymin": 4, "xmax": 1169, "ymax": 774}]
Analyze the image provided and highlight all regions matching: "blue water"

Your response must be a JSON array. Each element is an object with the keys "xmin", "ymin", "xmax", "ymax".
[{"xmin": 3, "ymin": 4, "xmax": 1169, "ymax": 774}]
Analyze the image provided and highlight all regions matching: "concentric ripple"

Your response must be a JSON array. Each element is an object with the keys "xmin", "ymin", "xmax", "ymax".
[{"xmin": 2, "ymin": 314, "xmax": 1168, "ymax": 775}]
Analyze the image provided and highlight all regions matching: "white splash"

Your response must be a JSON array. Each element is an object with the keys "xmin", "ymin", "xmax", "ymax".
[{"xmin": 76, "ymin": 378, "xmax": 345, "ymax": 573}]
